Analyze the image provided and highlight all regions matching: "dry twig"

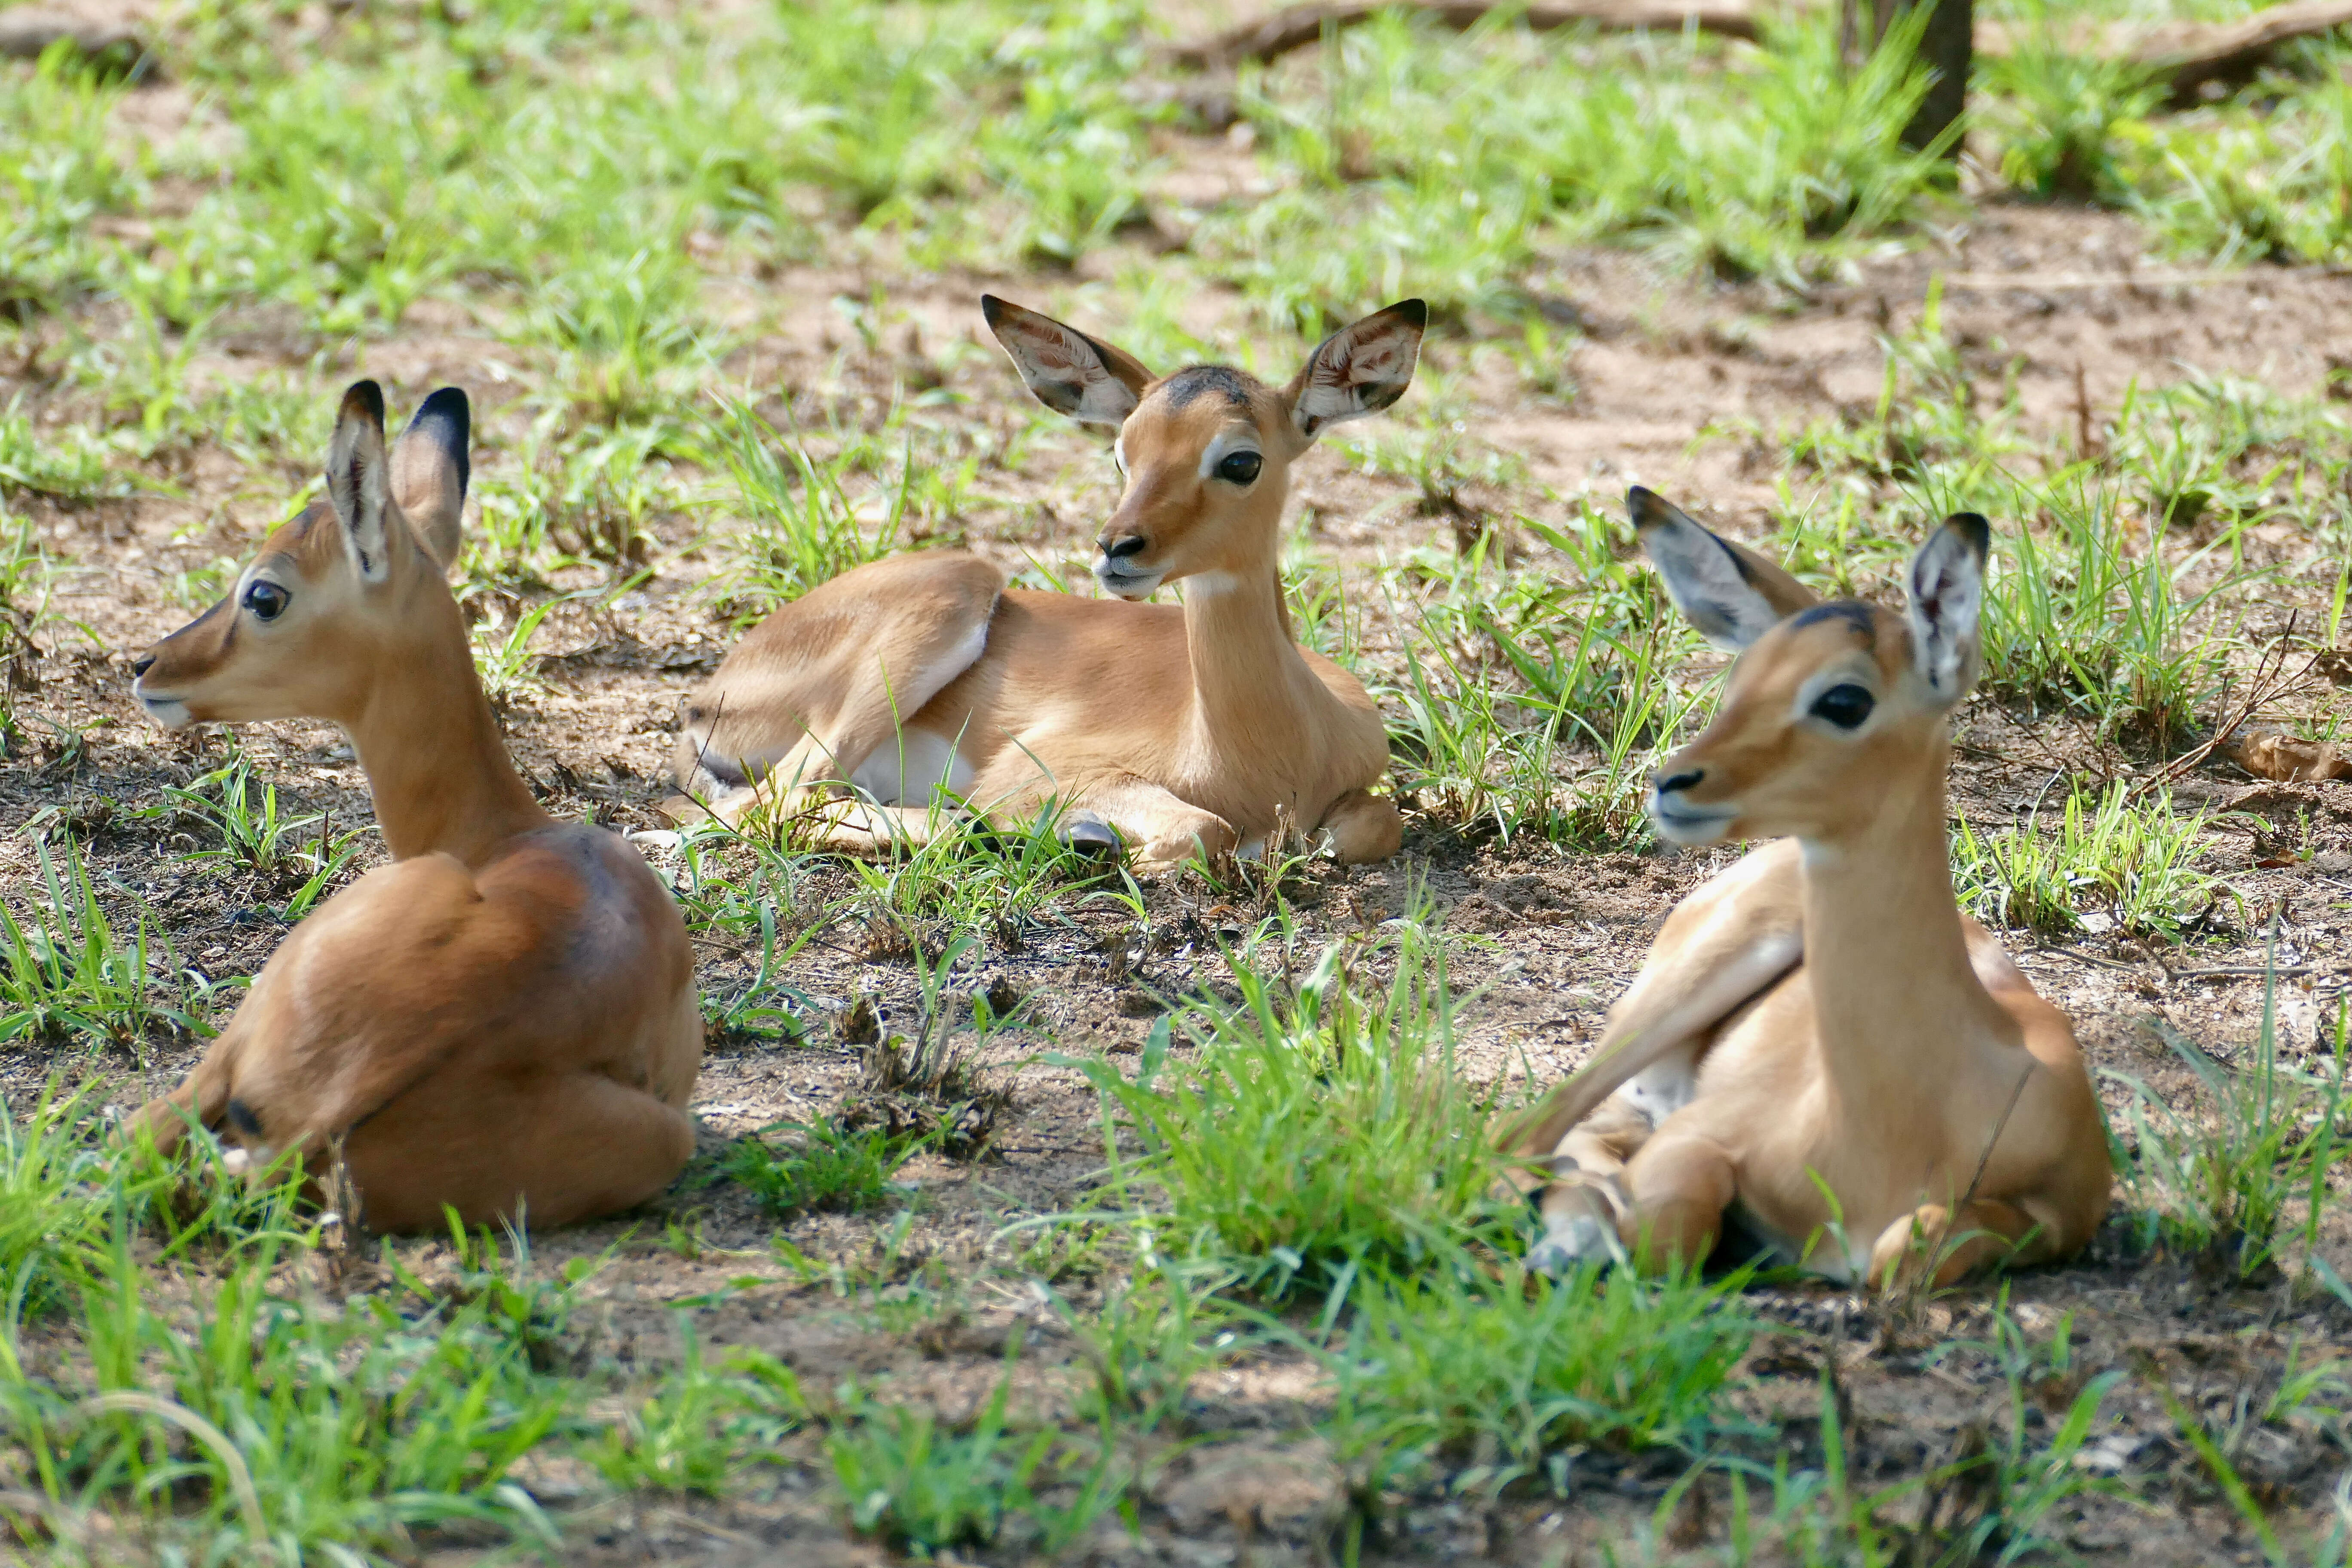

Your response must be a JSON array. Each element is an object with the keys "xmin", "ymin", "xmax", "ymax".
[{"xmin": 2144, "ymin": 623, "xmax": 2321, "ymax": 795}]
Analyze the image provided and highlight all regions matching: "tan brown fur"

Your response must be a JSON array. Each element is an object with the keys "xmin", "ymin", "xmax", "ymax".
[
  {"xmin": 673, "ymin": 297, "xmax": 1426, "ymax": 870},
  {"xmin": 129, "ymin": 382, "xmax": 701, "ymax": 1231},
  {"xmin": 1503, "ymin": 490, "xmax": 2110, "ymax": 1289}
]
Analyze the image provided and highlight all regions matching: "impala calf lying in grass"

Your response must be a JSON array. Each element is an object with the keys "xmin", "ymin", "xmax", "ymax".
[
  {"xmin": 129, "ymin": 383, "xmax": 702, "ymax": 1230},
  {"xmin": 1498, "ymin": 489, "xmax": 2111, "ymax": 1289},
  {"xmin": 673, "ymin": 296, "xmax": 1424, "ymax": 871}
]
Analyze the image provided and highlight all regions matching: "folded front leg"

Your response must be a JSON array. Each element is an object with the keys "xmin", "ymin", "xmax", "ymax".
[
  {"xmin": 1525, "ymin": 1096, "xmax": 1653, "ymax": 1274},
  {"xmin": 129, "ymin": 1024, "xmax": 243, "ymax": 1158},
  {"xmin": 1315, "ymin": 788, "xmax": 1403, "ymax": 864},
  {"xmin": 1868, "ymin": 1197, "xmax": 2058, "ymax": 1291},
  {"xmin": 1083, "ymin": 775, "xmax": 1238, "ymax": 871},
  {"xmin": 1617, "ymin": 1130, "xmax": 1739, "ymax": 1274}
]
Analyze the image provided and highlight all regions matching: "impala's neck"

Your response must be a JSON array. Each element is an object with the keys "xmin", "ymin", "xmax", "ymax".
[
  {"xmin": 340, "ymin": 594, "xmax": 548, "ymax": 867},
  {"xmin": 1179, "ymin": 564, "xmax": 1320, "ymax": 759},
  {"xmin": 1797, "ymin": 730, "xmax": 2010, "ymax": 1096}
]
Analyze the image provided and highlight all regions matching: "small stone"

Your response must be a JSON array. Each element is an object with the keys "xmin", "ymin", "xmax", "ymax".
[{"xmin": 1156, "ymin": 1439, "xmax": 1342, "ymax": 1540}]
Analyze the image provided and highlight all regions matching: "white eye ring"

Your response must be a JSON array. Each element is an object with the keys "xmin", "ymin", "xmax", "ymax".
[
  {"xmin": 1214, "ymin": 449, "xmax": 1263, "ymax": 485},
  {"xmin": 1791, "ymin": 666, "xmax": 1880, "ymax": 733},
  {"xmin": 1197, "ymin": 428, "xmax": 1264, "ymax": 481}
]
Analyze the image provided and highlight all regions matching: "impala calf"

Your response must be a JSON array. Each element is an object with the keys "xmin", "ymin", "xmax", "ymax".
[
  {"xmin": 673, "ymin": 296, "xmax": 1425, "ymax": 870},
  {"xmin": 1497, "ymin": 489, "xmax": 2110, "ymax": 1289},
  {"xmin": 129, "ymin": 382, "xmax": 702, "ymax": 1231}
]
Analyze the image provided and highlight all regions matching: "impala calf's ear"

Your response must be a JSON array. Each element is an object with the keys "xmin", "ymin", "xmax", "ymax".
[
  {"xmin": 325, "ymin": 380, "xmax": 394, "ymax": 585},
  {"xmin": 1905, "ymin": 512, "xmax": 1990, "ymax": 705},
  {"xmin": 1630, "ymin": 487, "xmax": 1801, "ymax": 652},
  {"xmin": 1286, "ymin": 298, "xmax": 1425, "ymax": 441},
  {"xmin": 982, "ymin": 295, "xmax": 1154, "ymax": 427},
  {"xmin": 390, "ymin": 386, "xmax": 470, "ymax": 574}
]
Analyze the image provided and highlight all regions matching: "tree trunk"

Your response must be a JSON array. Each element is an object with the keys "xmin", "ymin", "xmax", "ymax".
[{"xmin": 1843, "ymin": 0, "xmax": 1971, "ymax": 156}]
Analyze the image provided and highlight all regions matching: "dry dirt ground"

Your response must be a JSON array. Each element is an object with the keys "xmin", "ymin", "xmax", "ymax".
[{"xmin": 5, "ymin": 21, "xmax": 2352, "ymax": 1558}]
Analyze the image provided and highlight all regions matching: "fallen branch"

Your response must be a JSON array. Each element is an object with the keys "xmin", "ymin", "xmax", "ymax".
[
  {"xmin": 2139, "ymin": 0, "xmax": 2352, "ymax": 104},
  {"xmin": 1939, "ymin": 265, "xmax": 2352, "ymax": 292},
  {"xmin": 0, "ymin": 9, "xmax": 153, "ymax": 74},
  {"xmin": 1165, "ymin": 0, "xmax": 1755, "ymax": 71},
  {"xmin": 2024, "ymin": 945, "xmax": 2143, "ymax": 973},
  {"xmin": 1167, "ymin": 0, "xmax": 2352, "ymax": 97}
]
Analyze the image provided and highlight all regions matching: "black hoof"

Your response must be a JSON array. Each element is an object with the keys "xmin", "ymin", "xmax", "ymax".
[
  {"xmin": 959, "ymin": 818, "xmax": 1008, "ymax": 854},
  {"xmin": 1062, "ymin": 817, "xmax": 1123, "ymax": 860}
]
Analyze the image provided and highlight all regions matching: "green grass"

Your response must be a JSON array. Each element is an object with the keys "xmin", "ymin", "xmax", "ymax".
[
  {"xmin": 462, "ymin": 421, "xmax": 695, "ymax": 587},
  {"xmin": 1699, "ymin": 1323, "xmax": 2118, "ymax": 1566},
  {"xmin": 1073, "ymin": 909, "xmax": 1501, "ymax": 1299},
  {"xmin": 0, "ymin": 403, "xmax": 121, "ymax": 502},
  {"xmin": 1979, "ymin": 478, "xmax": 2254, "ymax": 744},
  {"xmin": 585, "ymin": 1330, "xmax": 805, "ymax": 1497},
  {"xmin": 464, "ymin": 584, "xmax": 589, "ymax": 710},
  {"xmin": 0, "ymin": 836, "xmax": 190, "ymax": 1054},
  {"xmin": 2108, "ymin": 961, "xmax": 2352, "ymax": 1281},
  {"xmin": 0, "ymin": 1109, "xmax": 814, "ymax": 1559},
  {"xmin": 1744, "ymin": 286, "xmax": 2272, "ymax": 745},
  {"xmin": 1321, "ymin": 1258, "xmax": 1756, "ymax": 1496},
  {"xmin": 833, "ymin": 812, "xmax": 1117, "ymax": 950},
  {"xmin": 826, "ymin": 1365, "xmax": 1116, "ymax": 1558},
  {"xmin": 0, "ymin": 0, "xmax": 2342, "ymax": 403},
  {"xmin": 2, "ymin": 1174, "xmax": 567, "ymax": 1561},
  {"xmin": 696, "ymin": 398, "xmax": 908, "ymax": 622},
  {"xmin": 1378, "ymin": 509, "xmax": 1708, "ymax": 849},
  {"xmin": 0, "ymin": 1085, "xmax": 119, "ymax": 1318},
  {"xmin": 1980, "ymin": 5, "xmax": 2165, "ymax": 202},
  {"xmin": 1053, "ymin": 1254, "xmax": 1241, "ymax": 1436},
  {"xmin": 148, "ymin": 752, "xmax": 364, "ymax": 909},
  {"xmin": 728, "ymin": 1118, "xmax": 930, "ymax": 1219},
  {"xmin": 2132, "ymin": 74, "xmax": 2352, "ymax": 267},
  {"xmin": 1216, "ymin": 3, "xmax": 1954, "ymax": 317},
  {"xmin": 1952, "ymin": 780, "xmax": 2231, "ymax": 940}
]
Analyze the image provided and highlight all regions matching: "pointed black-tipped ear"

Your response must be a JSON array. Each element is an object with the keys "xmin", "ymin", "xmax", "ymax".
[
  {"xmin": 325, "ymin": 380, "xmax": 393, "ymax": 585},
  {"xmin": 391, "ymin": 387, "xmax": 469, "ymax": 573},
  {"xmin": 1630, "ymin": 487, "xmax": 1816, "ymax": 651},
  {"xmin": 1286, "ymin": 298, "xmax": 1424, "ymax": 443},
  {"xmin": 1905, "ymin": 513, "xmax": 1990, "ymax": 705},
  {"xmin": 982, "ymin": 295, "xmax": 1154, "ymax": 427}
]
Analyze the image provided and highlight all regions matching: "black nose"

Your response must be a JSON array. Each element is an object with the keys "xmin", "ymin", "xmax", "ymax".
[
  {"xmin": 1099, "ymin": 534, "xmax": 1148, "ymax": 560},
  {"xmin": 131, "ymin": 654, "xmax": 155, "ymax": 678},
  {"xmin": 1654, "ymin": 768, "xmax": 1704, "ymax": 795}
]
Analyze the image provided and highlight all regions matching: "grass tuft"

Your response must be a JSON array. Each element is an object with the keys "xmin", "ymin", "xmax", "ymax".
[
  {"xmin": 1323, "ymin": 1258, "xmax": 1756, "ymax": 1495},
  {"xmin": 1074, "ymin": 912, "xmax": 1500, "ymax": 1299},
  {"xmin": 727, "ymin": 1118, "xmax": 929, "ymax": 1221},
  {"xmin": 2107, "ymin": 963, "xmax": 2352, "ymax": 1282}
]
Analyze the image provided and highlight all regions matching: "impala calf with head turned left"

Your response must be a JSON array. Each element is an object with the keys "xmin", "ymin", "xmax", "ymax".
[
  {"xmin": 1497, "ymin": 490, "xmax": 2110, "ymax": 1290},
  {"xmin": 129, "ymin": 381, "xmax": 702, "ymax": 1231}
]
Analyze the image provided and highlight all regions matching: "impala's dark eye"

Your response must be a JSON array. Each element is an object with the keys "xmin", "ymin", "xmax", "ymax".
[
  {"xmin": 1216, "ymin": 450, "xmax": 1262, "ymax": 485},
  {"xmin": 243, "ymin": 581, "xmax": 290, "ymax": 622},
  {"xmin": 1810, "ymin": 683, "xmax": 1875, "ymax": 730}
]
